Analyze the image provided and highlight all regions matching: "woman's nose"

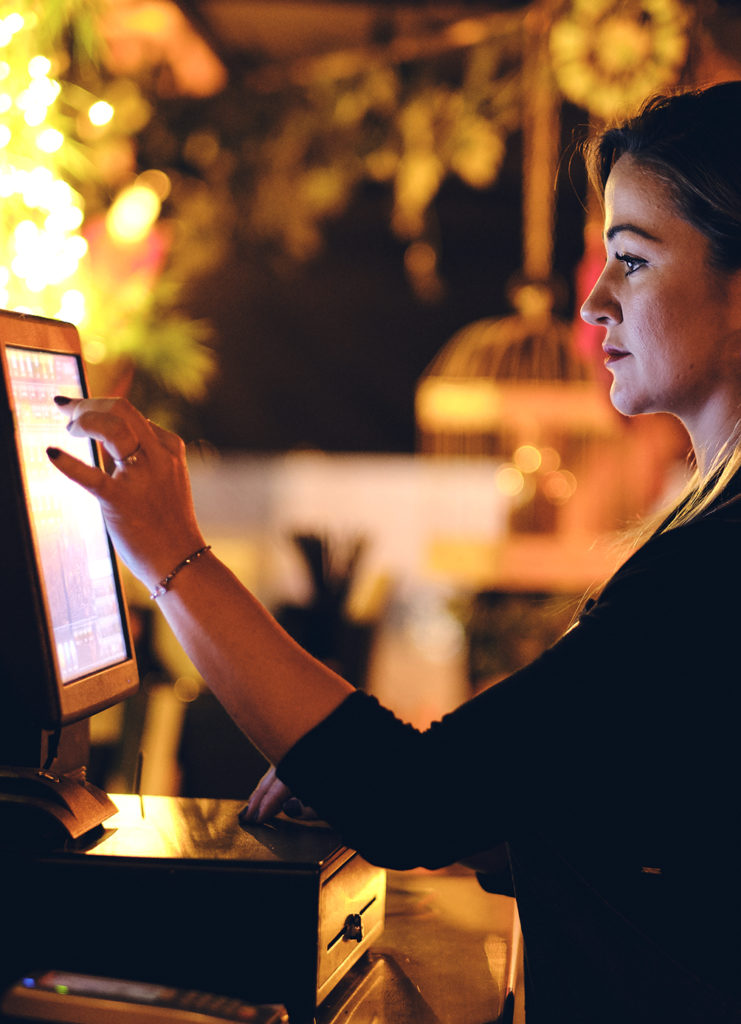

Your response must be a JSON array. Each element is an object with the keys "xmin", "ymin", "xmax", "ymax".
[{"xmin": 580, "ymin": 269, "xmax": 621, "ymax": 327}]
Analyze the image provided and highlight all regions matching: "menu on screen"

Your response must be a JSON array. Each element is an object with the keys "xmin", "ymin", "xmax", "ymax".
[{"xmin": 6, "ymin": 345, "xmax": 128, "ymax": 684}]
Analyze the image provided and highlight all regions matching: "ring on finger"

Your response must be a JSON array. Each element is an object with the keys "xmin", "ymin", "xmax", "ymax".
[{"xmin": 114, "ymin": 443, "xmax": 142, "ymax": 467}]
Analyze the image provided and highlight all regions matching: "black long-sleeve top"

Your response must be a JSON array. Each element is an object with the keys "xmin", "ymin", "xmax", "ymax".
[{"xmin": 278, "ymin": 478, "xmax": 741, "ymax": 1023}]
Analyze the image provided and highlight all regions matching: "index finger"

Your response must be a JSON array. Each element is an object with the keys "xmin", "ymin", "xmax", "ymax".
[
  {"xmin": 46, "ymin": 444, "xmax": 112, "ymax": 497},
  {"xmin": 61, "ymin": 397, "xmax": 156, "ymax": 464}
]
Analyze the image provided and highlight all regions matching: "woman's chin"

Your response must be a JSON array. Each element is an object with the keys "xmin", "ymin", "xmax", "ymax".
[
  {"xmin": 608, "ymin": 387, "xmax": 633, "ymax": 417},
  {"xmin": 609, "ymin": 384, "xmax": 646, "ymax": 419}
]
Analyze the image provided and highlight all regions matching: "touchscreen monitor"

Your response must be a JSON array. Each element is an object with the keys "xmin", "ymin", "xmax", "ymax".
[{"xmin": 0, "ymin": 310, "xmax": 138, "ymax": 732}]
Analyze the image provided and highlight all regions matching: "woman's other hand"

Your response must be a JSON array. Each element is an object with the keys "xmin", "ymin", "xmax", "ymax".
[
  {"xmin": 241, "ymin": 765, "xmax": 318, "ymax": 824},
  {"xmin": 47, "ymin": 396, "xmax": 206, "ymax": 593}
]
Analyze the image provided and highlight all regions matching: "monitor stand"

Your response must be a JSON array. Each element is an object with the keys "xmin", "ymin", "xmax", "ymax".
[{"xmin": 0, "ymin": 719, "xmax": 118, "ymax": 847}]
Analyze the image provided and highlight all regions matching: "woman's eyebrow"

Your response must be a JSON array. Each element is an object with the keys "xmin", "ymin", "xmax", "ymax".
[{"xmin": 606, "ymin": 222, "xmax": 662, "ymax": 243}]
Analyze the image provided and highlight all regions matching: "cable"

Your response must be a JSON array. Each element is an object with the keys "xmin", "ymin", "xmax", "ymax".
[{"xmin": 41, "ymin": 726, "xmax": 62, "ymax": 772}]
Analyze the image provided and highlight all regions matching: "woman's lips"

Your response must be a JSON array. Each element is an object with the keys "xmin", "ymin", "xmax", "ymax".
[{"xmin": 603, "ymin": 345, "xmax": 630, "ymax": 364}]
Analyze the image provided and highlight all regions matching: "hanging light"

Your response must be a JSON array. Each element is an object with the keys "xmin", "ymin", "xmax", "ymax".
[
  {"xmin": 415, "ymin": 1, "xmax": 621, "ymax": 550},
  {"xmin": 416, "ymin": 4, "xmax": 616, "ymax": 461}
]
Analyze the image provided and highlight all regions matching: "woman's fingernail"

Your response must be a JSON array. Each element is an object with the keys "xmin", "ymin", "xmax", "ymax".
[
  {"xmin": 46, "ymin": 447, "xmax": 61, "ymax": 460},
  {"xmin": 53, "ymin": 395, "xmax": 72, "ymax": 405},
  {"xmin": 283, "ymin": 797, "xmax": 304, "ymax": 818}
]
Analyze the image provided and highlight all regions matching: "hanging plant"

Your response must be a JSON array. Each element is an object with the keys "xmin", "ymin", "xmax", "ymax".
[{"xmin": 141, "ymin": 18, "xmax": 523, "ymax": 279}]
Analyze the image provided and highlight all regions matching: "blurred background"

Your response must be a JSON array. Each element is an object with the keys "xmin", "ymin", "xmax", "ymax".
[{"xmin": 4, "ymin": 0, "xmax": 740, "ymax": 797}]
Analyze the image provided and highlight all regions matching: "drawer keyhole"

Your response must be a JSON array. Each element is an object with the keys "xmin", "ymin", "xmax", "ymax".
[{"xmin": 342, "ymin": 913, "xmax": 363, "ymax": 943}]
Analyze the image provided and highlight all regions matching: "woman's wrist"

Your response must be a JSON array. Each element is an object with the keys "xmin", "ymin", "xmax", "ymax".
[
  {"xmin": 135, "ymin": 529, "xmax": 209, "ymax": 596},
  {"xmin": 149, "ymin": 544, "xmax": 212, "ymax": 599}
]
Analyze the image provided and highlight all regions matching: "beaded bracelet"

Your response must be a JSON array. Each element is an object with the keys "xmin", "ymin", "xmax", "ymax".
[{"xmin": 149, "ymin": 545, "xmax": 212, "ymax": 600}]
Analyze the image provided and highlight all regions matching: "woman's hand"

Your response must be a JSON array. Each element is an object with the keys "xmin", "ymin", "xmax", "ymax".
[
  {"xmin": 47, "ymin": 396, "xmax": 206, "ymax": 592},
  {"xmin": 241, "ymin": 765, "xmax": 318, "ymax": 824}
]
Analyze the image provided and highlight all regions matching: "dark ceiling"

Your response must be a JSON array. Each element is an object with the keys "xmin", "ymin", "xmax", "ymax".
[{"xmin": 176, "ymin": 0, "xmax": 530, "ymax": 66}]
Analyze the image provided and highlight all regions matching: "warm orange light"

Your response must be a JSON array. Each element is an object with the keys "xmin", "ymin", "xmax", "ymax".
[
  {"xmin": 416, "ymin": 378, "xmax": 501, "ymax": 431},
  {"xmin": 496, "ymin": 464, "xmax": 525, "ymax": 498},
  {"xmin": 539, "ymin": 446, "xmax": 561, "ymax": 473},
  {"xmin": 106, "ymin": 182, "xmax": 161, "ymax": 244},
  {"xmin": 513, "ymin": 444, "xmax": 542, "ymax": 474},
  {"xmin": 543, "ymin": 469, "xmax": 577, "ymax": 505}
]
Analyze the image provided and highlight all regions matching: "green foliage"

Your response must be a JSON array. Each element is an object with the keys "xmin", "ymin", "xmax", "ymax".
[
  {"xmin": 32, "ymin": 0, "xmax": 104, "ymax": 66},
  {"xmin": 0, "ymin": 0, "xmax": 215, "ymax": 419}
]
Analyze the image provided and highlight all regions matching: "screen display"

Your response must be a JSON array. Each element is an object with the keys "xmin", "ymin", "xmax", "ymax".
[
  {"xmin": 31, "ymin": 970, "xmax": 176, "ymax": 1004},
  {"xmin": 7, "ymin": 345, "xmax": 128, "ymax": 683}
]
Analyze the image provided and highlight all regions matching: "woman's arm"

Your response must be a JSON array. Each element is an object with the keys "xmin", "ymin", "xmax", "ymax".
[
  {"xmin": 47, "ymin": 396, "xmax": 354, "ymax": 764},
  {"xmin": 141, "ymin": 553, "xmax": 354, "ymax": 762}
]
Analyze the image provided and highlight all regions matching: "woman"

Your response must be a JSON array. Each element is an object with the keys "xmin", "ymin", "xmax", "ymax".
[{"xmin": 48, "ymin": 83, "xmax": 741, "ymax": 1022}]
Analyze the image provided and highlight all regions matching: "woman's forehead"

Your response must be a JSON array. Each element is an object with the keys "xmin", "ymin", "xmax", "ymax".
[{"xmin": 603, "ymin": 155, "xmax": 684, "ymax": 240}]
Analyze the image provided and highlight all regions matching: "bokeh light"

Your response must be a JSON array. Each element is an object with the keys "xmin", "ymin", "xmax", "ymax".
[
  {"xmin": 0, "ymin": 4, "xmax": 115, "ymax": 339},
  {"xmin": 496, "ymin": 464, "xmax": 525, "ymax": 498},
  {"xmin": 106, "ymin": 181, "xmax": 162, "ymax": 244}
]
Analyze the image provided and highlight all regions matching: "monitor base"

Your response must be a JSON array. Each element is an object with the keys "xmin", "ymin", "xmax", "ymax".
[{"xmin": 0, "ymin": 765, "xmax": 117, "ymax": 847}]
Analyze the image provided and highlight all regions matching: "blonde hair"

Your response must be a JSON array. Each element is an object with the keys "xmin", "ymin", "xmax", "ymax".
[
  {"xmin": 572, "ymin": 435, "xmax": 741, "ymax": 622},
  {"xmin": 665, "ymin": 446, "xmax": 741, "ymax": 527},
  {"xmin": 610, "ymin": 436, "xmax": 741, "ymax": 576}
]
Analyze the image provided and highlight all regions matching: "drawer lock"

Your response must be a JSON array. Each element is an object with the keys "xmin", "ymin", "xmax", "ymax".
[{"xmin": 342, "ymin": 913, "xmax": 363, "ymax": 943}]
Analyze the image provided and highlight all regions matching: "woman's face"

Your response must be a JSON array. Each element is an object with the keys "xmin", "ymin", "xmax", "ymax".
[{"xmin": 581, "ymin": 154, "xmax": 741, "ymax": 452}]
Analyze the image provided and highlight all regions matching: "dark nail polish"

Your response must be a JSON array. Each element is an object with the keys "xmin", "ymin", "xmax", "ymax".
[
  {"xmin": 53, "ymin": 395, "xmax": 71, "ymax": 405},
  {"xmin": 46, "ymin": 447, "xmax": 61, "ymax": 460},
  {"xmin": 283, "ymin": 797, "xmax": 304, "ymax": 818}
]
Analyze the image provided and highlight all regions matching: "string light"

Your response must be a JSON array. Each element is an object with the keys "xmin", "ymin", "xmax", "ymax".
[
  {"xmin": 106, "ymin": 180, "xmax": 162, "ymax": 245},
  {"xmin": 88, "ymin": 100, "xmax": 113, "ymax": 126},
  {"xmin": 1, "ymin": 4, "xmax": 212, "ymax": 400},
  {"xmin": 0, "ymin": 4, "xmax": 114, "ymax": 331},
  {"xmin": 27, "ymin": 55, "xmax": 50, "ymax": 77},
  {"xmin": 36, "ymin": 127, "xmax": 63, "ymax": 152}
]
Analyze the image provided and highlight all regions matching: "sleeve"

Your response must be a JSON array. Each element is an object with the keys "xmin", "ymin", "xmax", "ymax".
[{"xmin": 276, "ymin": 520, "xmax": 741, "ymax": 869}]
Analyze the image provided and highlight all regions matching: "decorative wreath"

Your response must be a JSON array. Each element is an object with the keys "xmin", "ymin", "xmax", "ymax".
[{"xmin": 549, "ymin": 0, "xmax": 691, "ymax": 121}]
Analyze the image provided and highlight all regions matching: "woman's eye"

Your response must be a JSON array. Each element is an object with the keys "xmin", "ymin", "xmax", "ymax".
[{"xmin": 615, "ymin": 252, "xmax": 646, "ymax": 276}]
